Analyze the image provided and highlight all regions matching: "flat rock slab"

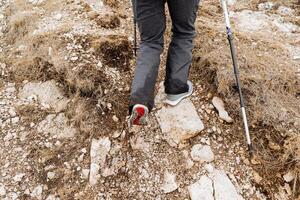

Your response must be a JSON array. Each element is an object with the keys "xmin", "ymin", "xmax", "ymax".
[
  {"xmin": 18, "ymin": 80, "xmax": 69, "ymax": 113},
  {"xmin": 89, "ymin": 137, "xmax": 111, "ymax": 186},
  {"xmin": 188, "ymin": 175, "xmax": 214, "ymax": 200},
  {"xmin": 212, "ymin": 170, "xmax": 244, "ymax": 200},
  {"xmin": 37, "ymin": 113, "xmax": 76, "ymax": 139},
  {"xmin": 155, "ymin": 99, "xmax": 204, "ymax": 147}
]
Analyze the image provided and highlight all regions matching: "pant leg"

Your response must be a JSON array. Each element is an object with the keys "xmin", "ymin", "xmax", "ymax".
[
  {"xmin": 164, "ymin": 0, "xmax": 200, "ymax": 94},
  {"xmin": 130, "ymin": 0, "xmax": 166, "ymax": 113}
]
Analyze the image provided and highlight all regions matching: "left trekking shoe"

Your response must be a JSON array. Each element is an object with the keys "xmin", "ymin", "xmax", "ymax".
[{"xmin": 129, "ymin": 104, "xmax": 149, "ymax": 126}]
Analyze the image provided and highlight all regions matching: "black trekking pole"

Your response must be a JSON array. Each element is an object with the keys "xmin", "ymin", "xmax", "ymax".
[
  {"xmin": 132, "ymin": 0, "xmax": 138, "ymax": 56},
  {"xmin": 221, "ymin": 0, "xmax": 253, "ymax": 157}
]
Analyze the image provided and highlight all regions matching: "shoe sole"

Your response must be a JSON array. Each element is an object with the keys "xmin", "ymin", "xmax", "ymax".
[
  {"xmin": 165, "ymin": 82, "xmax": 193, "ymax": 106},
  {"xmin": 130, "ymin": 105, "xmax": 148, "ymax": 126}
]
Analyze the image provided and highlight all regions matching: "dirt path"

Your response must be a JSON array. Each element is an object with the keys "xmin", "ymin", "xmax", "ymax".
[{"xmin": 0, "ymin": 0, "xmax": 299, "ymax": 199}]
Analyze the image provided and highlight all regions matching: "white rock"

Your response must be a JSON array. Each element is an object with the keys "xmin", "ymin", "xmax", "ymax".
[
  {"xmin": 156, "ymin": 99, "xmax": 204, "ymax": 147},
  {"xmin": 4, "ymin": 133, "xmax": 12, "ymax": 141},
  {"xmin": 10, "ymin": 192, "xmax": 18, "ymax": 200},
  {"xmin": 161, "ymin": 171, "xmax": 178, "ymax": 194},
  {"xmin": 54, "ymin": 13, "xmax": 62, "ymax": 20},
  {"xmin": 82, "ymin": 169, "xmax": 90, "ymax": 179},
  {"xmin": 204, "ymin": 164, "xmax": 214, "ymax": 173},
  {"xmin": 112, "ymin": 115, "xmax": 119, "ymax": 122},
  {"xmin": 70, "ymin": 56, "xmax": 79, "ymax": 61},
  {"xmin": 112, "ymin": 130, "xmax": 121, "ymax": 139},
  {"xmin": 8, "ymin": 108, "xmax": 16, "ymax": 117},
  {"xmin": 28, "ymin": 0, "xmax": 47, "ymax": 6},
  {"xmin": 283, "ymin": 171, "xmax": 295, "ymax": 183},
  {"xmin": 89, "ymin": 163, "xmax": 100, "ymax": 186},
  {"xmin": 212, "ymin": 170, "xmax": 244, "ymax": 200},
  {"xmin": 19, "ymin": 80, "xmax": 69, "ymax": 113},
  {"xmin": 31, "ymin": 185, "xmax": 43, "ymax": 200},
  {"xmin": 89, "ymin": 137, "xmax": 111, "ymax": 186},
  {"xmin": 47, "ymin": 172, "xmax": 56, "ymax": 180},
  {"xmin": 11, "ymin": 117, "xmax": 19, "ymax": 124},
  {"xmin": 191, "ymin": 144, "xmax": 214, "ymax": 163},
  {"xmin": 46, "ymin": 195, "xmax": 60, "ymax": 200},
  {"xmin": 13, "ymin": 173, "xmax": 25, "ymax": 182},
  {"xmin": 37, "ymin": 113, "xmax": 76, "ymax": 138},
  {"xmin": 212, "ymin": 97, "xmax": 233, "ymax": 123},
  {"xmin": 102, "ymin": 167, "xmax": 115, "ymax": 177},
  {"xmin": 0, "ymin": 185, "xmax": 6, "ymax": 196},
  {"xmin": 277, "ymin": 6, "xmax": 294, "ymax": 16},
  {"xmin": 258, "ymin": 2, "xmax": 274, "ymax": 10},
  {"xmin": 227, "ymin": 0, "xmax": 236, "ymax": 6},
  {"xmin": 188, "ymin": 175, "xmax": 214, "ymax": 200}
]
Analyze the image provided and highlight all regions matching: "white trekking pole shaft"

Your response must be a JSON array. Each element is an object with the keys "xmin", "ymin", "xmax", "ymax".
[{"xmin": 221, "ymin": 0, "xmax": 253, "ymax": 157}]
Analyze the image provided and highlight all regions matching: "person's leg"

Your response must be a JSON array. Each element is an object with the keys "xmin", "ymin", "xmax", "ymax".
[
  {"xmin": 165, "ymin": 0, "xmax": 200, "ymax": 94},
  {"xmin": 129, "ymin": 0, "xmax": 166, "ymax": 113}
]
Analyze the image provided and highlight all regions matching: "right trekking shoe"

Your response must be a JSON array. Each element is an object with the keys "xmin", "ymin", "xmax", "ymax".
[
  {"xmin": 165, "ymin": 80, "xmax": 193, "ymax": 106},
  {"xmin": 129, "ymin": 104, "xmax": 149, "ymax": 126}
]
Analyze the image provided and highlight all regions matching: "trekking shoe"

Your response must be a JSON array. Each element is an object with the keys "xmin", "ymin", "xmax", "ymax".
[
  {"xmin": 165, "ymin": 80, "xmax": 193, "ymax": 106},
  {"xmin": 129, "ymin": 104, "xmax": 149, "ymax": 126}
]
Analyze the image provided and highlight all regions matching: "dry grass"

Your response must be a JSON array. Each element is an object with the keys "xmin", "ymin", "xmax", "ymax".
[
  {"xmin": 5, "ymin": 10, "xmax": 37, "ymax": 44},
  {"xmin": 92, "ymin": 35, "xmax": 133, "ymax": 71},
  {"xmin": 103, "ymin": 0, "xmax": 120, "ymax": 8},
  {"xmin": 95, "ymin": 13, "xmax": 121, "ymax": 28},
  {"xmin": 192, "ymin": 1, "xmax": 300, "ymax": 197}
]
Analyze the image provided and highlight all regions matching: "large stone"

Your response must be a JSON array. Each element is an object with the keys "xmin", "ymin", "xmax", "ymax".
[
  {"xmin": 89, "ymin": 137, "xmax": 111, "ymax": 186},
  {"xmin": 18, "ymin": 80, "xmax": 69, "ymax": 113},
  {"xmin": 188, "ymin": 175, "xmax": 214, "ymax": 200},
  {"xmin": 212, "ymin": 170, "xmax": 244, "ymax": 200},
  {"xmin": 37, "ymin": 113, "xmax": 76, "ymax": 138},
  {"xmin": 161, "ymin": 171, "xmax": 178, "ymax": 194},
  {"xmin": 191, "ymin": 144, "xmax": 214, "ymax": 163},
  {"xmin": 155, "ymin": 99, "xmax": 204, "ymax": 147}
]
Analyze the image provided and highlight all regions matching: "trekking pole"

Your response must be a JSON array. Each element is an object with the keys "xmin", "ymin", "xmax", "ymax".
[
  {"xmin": 132, "ymin": 0, "xmax": 138, "ymax": 56},
  {"xmin": 221, "ymin": 0, "xmax": 253, "ymax": 157}
]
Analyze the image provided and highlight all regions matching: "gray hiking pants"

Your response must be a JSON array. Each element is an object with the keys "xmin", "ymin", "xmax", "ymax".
[{"xmin": 130, "ymin": 0, "xmax": 200, "ymax": 112}]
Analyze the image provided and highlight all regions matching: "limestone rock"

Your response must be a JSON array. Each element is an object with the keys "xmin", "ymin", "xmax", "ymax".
[
  {"xmin": 19, "ymin": 80, "xmax": 69, "ymax": 113},
  {"xmin": 161, "ymin": 171, "xmax": 178, "ymax": 194},
  {"xmin": 188, "ymin": 175, "xmax": 214, "ymax": 200},
  {"xmin": 156, "ymin": 99, "xmax": 204, "ymax": 147},
  {"xmin": 89, "ymin": 137, "xmax": 111, "ymax": 186},
  {"xmin": 0, "ymin": 185, "xmax": 6, "ymax": 196},
  {"xmin": 31, "ymin": 185, "xmax": 43, "ymax": 200},
  {"xmin": 258, "ymin": 2, "xmax": 274, "ymax": 11},
  {"xmin": 212, "ymin": 170, "xmax": 244, "ymax": 200},
  {"xmin": 37, "ymin": 113, "xmax": 76, "ymax": 139},
  {"xmin": 191, "ymin": 144, "xmax": 214, "ymax": 163},
  {"xmin": 283, "ymin": 171, "xmax": 295, "ymax": 183},
  {"xmin": 212, "ymin": 97, "xmax": 233, "ymax": 123}
]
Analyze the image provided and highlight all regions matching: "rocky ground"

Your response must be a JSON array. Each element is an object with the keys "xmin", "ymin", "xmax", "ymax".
[{"xmin": 0, "ymin": 0, "xmax": 299, "ymax": 200}]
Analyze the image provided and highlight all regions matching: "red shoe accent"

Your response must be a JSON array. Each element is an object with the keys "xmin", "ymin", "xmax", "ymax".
[{"xmin": 133, "ymin": 107, "xmax": 145, "ymax": 125}]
